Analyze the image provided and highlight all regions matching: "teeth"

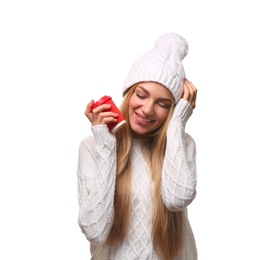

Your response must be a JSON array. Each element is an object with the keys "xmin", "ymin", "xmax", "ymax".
[{"xmin": 138, "ymin": 115, "xmax": 151, "ymax": 122}]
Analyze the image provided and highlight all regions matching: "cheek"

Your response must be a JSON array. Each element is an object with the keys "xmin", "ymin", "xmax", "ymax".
[
  {"xmin": 128, "ymin": 97, "xmax": 136, "ymax": 119},
  {"xmin": 128, "ymin": 95, "xmax": 139, "ymax": 112},
  {"xmin": 156, "ymin": 108, "xmax": 170, "ymax": 123}
]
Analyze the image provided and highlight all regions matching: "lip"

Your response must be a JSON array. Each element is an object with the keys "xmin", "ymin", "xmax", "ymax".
[{"xmin": 135, "ymin": 112, "xmax": 154, "ymax": 125}]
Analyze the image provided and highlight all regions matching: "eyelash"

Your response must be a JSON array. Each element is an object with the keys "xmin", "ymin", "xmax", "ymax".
[
  {"xmin": 136, "ymin": 93, "xmax": 145, "ymax": 99},
  {"xmin": 159, "ymin": 103, "xmax": 169, "ymax": 108},
  {"xmin": 136, "ymin": 93, "xmax": 169, "ymax": 108}
]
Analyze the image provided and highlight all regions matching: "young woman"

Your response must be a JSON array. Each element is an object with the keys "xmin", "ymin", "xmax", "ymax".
[{"xmin": 77, "ymin": 33, "xmax": 198, "ymax": 260}]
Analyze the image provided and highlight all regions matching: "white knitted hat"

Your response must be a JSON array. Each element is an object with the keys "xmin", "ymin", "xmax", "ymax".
[{"xmin": 123, "ymin": 32, "xmax": 188, "ymax": 104}]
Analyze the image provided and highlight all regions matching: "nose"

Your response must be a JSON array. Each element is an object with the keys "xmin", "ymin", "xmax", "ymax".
[{"xmin": 142, "ymin": 101, "xmax": 154, "ymax": 116}]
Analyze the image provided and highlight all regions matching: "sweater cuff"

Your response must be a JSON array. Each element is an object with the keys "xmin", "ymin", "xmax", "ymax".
[
  {"xmin": 172, "ymin": 99, "xmax": 193, "ymax": 124},
  {"xmin": 91, "ymin": 125, "xmax": 116, "ymax": 145}
]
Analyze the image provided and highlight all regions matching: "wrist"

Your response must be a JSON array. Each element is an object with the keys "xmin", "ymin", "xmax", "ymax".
[{"xmin": 172, "ymin": 99, "xmax": 193, "ymax": 124}]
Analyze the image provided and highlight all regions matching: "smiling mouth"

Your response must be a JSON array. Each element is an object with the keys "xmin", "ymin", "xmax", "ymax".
[{"xmin": 136, "ymin": 113, "xmax": 152, "ymax": 123}]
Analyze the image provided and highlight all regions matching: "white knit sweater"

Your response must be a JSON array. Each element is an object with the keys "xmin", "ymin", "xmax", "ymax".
[{"xmin": 77, "ymin": 99, "xmax": 197, "ymax": 260}]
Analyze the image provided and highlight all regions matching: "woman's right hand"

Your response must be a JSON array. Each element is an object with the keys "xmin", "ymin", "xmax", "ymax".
[{"xmin": 84, "ymin": 100, "xmax": 118, "ymax": 126}]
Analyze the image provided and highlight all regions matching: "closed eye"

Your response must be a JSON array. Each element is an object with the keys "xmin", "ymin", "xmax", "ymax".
[
  {"xmin": 158, "ymin": 102, "xmax": 170, "ymax": 108},
  {"xmin": 136, "ymin": 93, "xmax": 146, "ymax": 99}
]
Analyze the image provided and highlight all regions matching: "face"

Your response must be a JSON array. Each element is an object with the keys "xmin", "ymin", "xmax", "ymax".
[{"xmin": 128, "ymin": 82, "xmax": 173, "ymax": 136}]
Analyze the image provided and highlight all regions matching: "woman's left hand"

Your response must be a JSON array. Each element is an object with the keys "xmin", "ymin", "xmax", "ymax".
[{"xmin": 182, "ymin": 79, "xmax": 197, "ymax": 109}]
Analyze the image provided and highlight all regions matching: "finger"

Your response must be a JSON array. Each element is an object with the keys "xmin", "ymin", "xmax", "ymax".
[
  {"xmin": 189, "ymin": 85, "xmax": 197, "ymax": 109},
  {"xmin": 91, "ymin": 103, "xmax": 112, "ymax": 114},
  {"xmin": 85, "ymin": 100, "xmax": 95, "ymax": 122},
  {"xmin": 185, "ymin": 79, "xmax": 197, "ymax": 93},
  {"xmin": 183, "ymin": 79, "xmax": 197, "ymax": 109},
  {"xmin": 85, "ymin": 100, "xmax": 94, "ymax": 114},
  {"xmin": 92, "ymin": 111, "xmax": 118, "ymax": 126},
  {"xmin": 182, "ymin": 80, "xmax": 191, "ymax": 101}
]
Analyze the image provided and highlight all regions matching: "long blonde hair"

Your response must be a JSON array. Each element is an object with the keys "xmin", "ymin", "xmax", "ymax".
[{"xmin": 106, "ymin": 84, "xmax": 183, "ymax": 259}]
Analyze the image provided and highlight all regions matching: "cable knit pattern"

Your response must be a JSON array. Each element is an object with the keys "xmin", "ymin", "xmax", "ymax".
[
  {"xmin": 162, "ymin": 99, "xmax": 197, "ymax": 211},
  {"xmin": 77, "ymin": 99, "xmax": 197, "ymax": 259},
  {"xmin": 77, "ymin": 125, "xmax": 116, "ymax": 244}
]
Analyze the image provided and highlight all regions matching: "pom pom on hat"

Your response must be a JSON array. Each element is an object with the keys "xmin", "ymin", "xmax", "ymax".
[
  {"xmin": 123, "ymin": 32, "xmax": 189, "ymax": 104},
  {"xmin": 155, "ymin": 32, "xmax": 188, "ymax": 60}
]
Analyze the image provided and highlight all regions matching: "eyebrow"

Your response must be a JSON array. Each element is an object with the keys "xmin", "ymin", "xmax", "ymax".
[{"xmin": 137, "ymin": 86, "xmax": 172, "ymax": 102}]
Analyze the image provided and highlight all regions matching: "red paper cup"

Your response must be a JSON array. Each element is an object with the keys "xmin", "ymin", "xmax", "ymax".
[{"xmin": 92, "ymin": 96, "xmax": 126, "ymax": 133}]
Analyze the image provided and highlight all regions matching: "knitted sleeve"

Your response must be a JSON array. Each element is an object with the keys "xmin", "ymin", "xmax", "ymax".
[
  {"xmin": 77, "ymin": 125, "xmax": 117, "ymax": 244},
  {"xmin": 161, "ymin": 99, "xmax": 197, "ymax": 211}
]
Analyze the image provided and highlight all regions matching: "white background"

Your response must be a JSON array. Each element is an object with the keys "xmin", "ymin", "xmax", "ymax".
[{"xmin": 1, "ymin": 0, "xmax": 269, "ymax": 259}]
